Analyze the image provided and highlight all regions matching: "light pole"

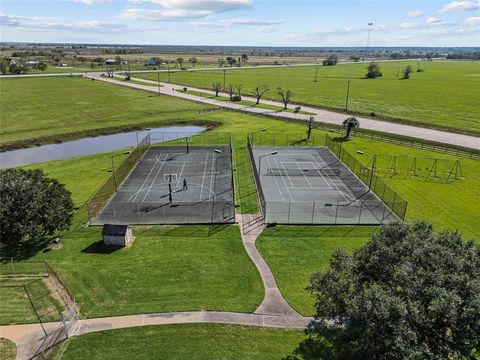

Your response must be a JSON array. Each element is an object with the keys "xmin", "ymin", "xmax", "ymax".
[
  {"xmin": 258, "ymin": 151, "xmax": 278, "ymax": 174},
  {"xmin": 111, "ymin": 151, "xmax": 132, "ymax": 191},
  {"xmin": 345, "ymin": 80, "xmax": 351, "ymax": 111},
  {"xmin": 135, "ymin": 128, "xmax": 151, "ymax": 156},
  {"xmin": 157, "ymin": 71, "xmax": 160, "ymax": 95}
]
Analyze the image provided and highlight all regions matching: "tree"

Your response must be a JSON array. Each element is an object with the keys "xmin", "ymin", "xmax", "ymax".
[
  {"xmin": 226, "ymin": 56, "xmax": 236, "ymax": 67},
  {"xmin": 402, "ymin": 65, "xmax": 413, "ymax": 79},
  {"xmin": 306, "ymin": 222, "xmax": 480, "ymax": 360},
  {"xmin": 0, "ymin": 57, "xmax": 9, "ymax": 74},
  {"xmin": 217, "ymin": 58, "xmax": 225, "ymax": 67},
  {"xmin": 277, "ymin": 87, "xmax": 294, "ymax": 109},
  {"xmin": 115, "ymin": 55, "xmax": 122, "ymax": 65},
  {"xmin": 366, "ymin": 61, "xmax": 382, "ymax": 78},
  {"xmin": 189, "ymin": 57, "xmax": 198, "ymax": 67},
  {"xmin": 322, "ymin": 54, "xmax": 338, "ymax": 66},
  {"xmin": 341, "ymin": 116, "xmax": 360, "ymax": 139},
  {"xmin": 226, "ymin": 84, "xmax": 234, "ymax": 100},
  {"xmin": 212, "ymin": 82, "xmax": 222, "ymax": 96},
  {"xmin": 176, "ymin": 57, "xmax": 184, "ymax": 68},
  {"xmin": 252, "ymin": 85, "xmax": 269, "ymax": 104},
  {"xmin": 241, "ymin": 54, "xmax": 249, "ymax": 65},
  {"xmin": 306, "ymin": 116, "xmax": 314, "ymax": 139},
  {"xmin": 0, "ymin": 169, "xmax": 74, "ymax": 258}
]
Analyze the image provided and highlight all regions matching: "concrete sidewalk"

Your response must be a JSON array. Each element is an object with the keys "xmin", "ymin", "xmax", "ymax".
[{"xmin": 88, "ymin": 73, "xmax": 480, "ymax": 150}]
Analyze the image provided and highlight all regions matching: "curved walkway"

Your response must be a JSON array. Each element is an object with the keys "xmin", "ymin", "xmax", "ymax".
[
  {"xmin": 0, "ymin": 311, "xmax": 319, "ymax": 360},
  {"xmin": 86, "ymin": 73, "xmax": 479, "ymax": 150}
]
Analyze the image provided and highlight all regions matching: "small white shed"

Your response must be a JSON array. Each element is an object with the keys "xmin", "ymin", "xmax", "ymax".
[{"xmin": 102, "ymin": 224, "xmax": 132, "ymax": 247}]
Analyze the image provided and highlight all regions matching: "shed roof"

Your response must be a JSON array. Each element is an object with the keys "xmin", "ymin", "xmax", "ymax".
[{"xmin": 102, "ymin": 224, "xmax": 129, "ymax": 236}]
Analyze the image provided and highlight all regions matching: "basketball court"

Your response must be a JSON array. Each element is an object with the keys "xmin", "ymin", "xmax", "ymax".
[{"xmin": 91, "ymin": 145, "xmax": 235, "ymax": 225}]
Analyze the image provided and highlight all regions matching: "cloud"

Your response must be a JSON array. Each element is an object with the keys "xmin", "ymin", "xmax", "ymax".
[
  {"xmin": 74, "ymin": 0, "xmax": 113, "ymax": 4},
  {"xmin": 426, "ymin": 16, "xmax": 443, "ymax": 24},
  {"xmin": 0, "ymin": 13, "xmax": 142, "ymax": 33},
  {"xmin": 256, "ymin": 27, "xmax": 280, "ymax": 33},
  {"xmin": 192, "ymin": 18, "xmax": 284, "ymax": 28},
  {"xmin": 438, "ymin": 0, "xmax": 480, "ymax": 13},
  {"xmin": 119, "ymin": 8, "xmax": 211, "ymax": 20},
  {"xmin": 407, "ymin": 10, "xmax": 424, "ymax": 17},
  {"xmin": 121, "ymin": 0, "xmax": 253, "ymax": 20},
  {"xmin": 464, "ymin": 16, "xmax": 480, "ymax": 25}
]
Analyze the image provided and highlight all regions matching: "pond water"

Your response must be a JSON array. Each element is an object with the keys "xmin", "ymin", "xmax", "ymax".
[{"xmin": 0, "ymin": 125, "xmax": 205, "ymax": 168}]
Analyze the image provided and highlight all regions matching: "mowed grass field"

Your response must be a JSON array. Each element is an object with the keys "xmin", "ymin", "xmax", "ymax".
[
  {"xmin": 53, "ymin": 324, "xmax": 307, "ymax": 360},
  {"xmin": 0, "ymin": 277, "xmax": 64, "ymax": 325},
  {"xmin": 135, "ymin": 61, "xmax": 480, "ymax": 135},
  {"xmin": 0, "ymin": 77, "xmax": 210, "ymax": 149}
]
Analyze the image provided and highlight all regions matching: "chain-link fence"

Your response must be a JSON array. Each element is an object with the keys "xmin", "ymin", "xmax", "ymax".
[
  {"xmin": 86, "ymin": 133, "xmax": 151, "ymax": 221},
  {"xmin": 325, "ymin": 135, "xmax": 408, "ymax": 221}
]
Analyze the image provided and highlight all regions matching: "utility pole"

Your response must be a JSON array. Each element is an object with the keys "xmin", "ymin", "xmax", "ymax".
[
  {"xmin": 366, "ymin": 22, "xmax": 373, "ymax": 60},
  {"xmin": 314, "ymin": 67, "xmax": 319, "ymax": 82},
  {"xmin": 157, "ymin": 72, "xmax": 160, "ymax": 95},
  {"xmin": 223, "ymin": 69, "xmax": 226, "ymax": 90},
  {"xmin": 345, "ymin": 80, "xmax": 351, "ymax": 111}
]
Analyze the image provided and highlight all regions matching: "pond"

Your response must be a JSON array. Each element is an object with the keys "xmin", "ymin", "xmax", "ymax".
[{"xmin": 0, "ymin": 126, "xmax": 205, "ymax": 168}]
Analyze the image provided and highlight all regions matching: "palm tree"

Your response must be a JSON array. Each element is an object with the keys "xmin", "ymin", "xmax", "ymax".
[{"xmin": 342, "ymin": 116, "xmax": 360, "ymax": 139}]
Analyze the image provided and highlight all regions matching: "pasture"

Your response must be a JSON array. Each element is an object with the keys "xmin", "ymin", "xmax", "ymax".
[
  {"xmin": 53, "ymin": 324, "xmax": 308, "ymax": 360},
  {"xmin": 135, "ymin": 61, "xmax": 480, "ymax": 135},
  {"xmin": 0, "ymin": 77, "xmax": 210, "ymax": 149}
]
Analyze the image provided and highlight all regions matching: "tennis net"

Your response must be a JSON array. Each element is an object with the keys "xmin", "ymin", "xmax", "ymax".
[{"xmin": 266, "ymin": 167, "xmax": 341, "ymax": 177}]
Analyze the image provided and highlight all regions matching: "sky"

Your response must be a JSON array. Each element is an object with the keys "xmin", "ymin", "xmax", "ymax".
[{"xmin": 0, "ymin": 0, "xmax": 479, "ymax": 46}]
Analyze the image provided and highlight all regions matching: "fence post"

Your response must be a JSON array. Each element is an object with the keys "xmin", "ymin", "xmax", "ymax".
[
  {"xmin": 287, "ymin": 202, "xmax": 291, "ymax": 223},
  {"xmin": 335, "ymin": 201, "xmax": 340, "ymax": 224},
  {"xmin": 358, "ymin": 202, "xmax": 363, "ymax": 224},
  {"xmin": 10, "ymin": 257, "xmax": 15, "ymax": 276},
  {"xmin": 311, "ymin": 202, "xmax": 315, "ymax": 224}
]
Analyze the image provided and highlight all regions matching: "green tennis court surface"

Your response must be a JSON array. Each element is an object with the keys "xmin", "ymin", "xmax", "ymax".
[
  {"xmin": 92, "ymin": 145, "xmax": 234, "ymax": 225},
  {"xmin": 252, "ymin": 146, "xmax": 397, "ymax": 225}
]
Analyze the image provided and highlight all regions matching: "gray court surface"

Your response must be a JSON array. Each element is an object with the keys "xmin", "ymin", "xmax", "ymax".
[
  {"xmin": 252, "ymin": 146, "xmax": 397, "ymax": 225},
  {"xmin": 92, "ymin": 146, "xmax": 234, "ymax": 225}
]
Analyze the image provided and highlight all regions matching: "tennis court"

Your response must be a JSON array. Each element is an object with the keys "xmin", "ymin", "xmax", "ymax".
[
  {"xmin": 251, "ymin": 146, "xmax": 397, "ymax": 225},
  {"xmin": 92, "ymin": 145, "xmax": 235, "ymax": 225}
]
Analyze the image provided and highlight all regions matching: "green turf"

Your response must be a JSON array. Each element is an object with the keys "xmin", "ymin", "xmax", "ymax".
[
  {"xmin": 135, "ymin": 61, "xmax": 480, "ymax": 135},
  {"xmin": 0, "ymin": 277, "xmax": 64, "ymax": 325},
  {"xmin": 0, "ymin": 76, "xmax": 210, "ymax": 148},
  {"xmin": 53, "ymin": 324, "xmax": 307, "ymax": 360},
  {"xmin": 0, "ymin": 338, "xmax": 16, "ymax": 360},
  {"xmin": 256, "ymin": 226, "xmax": 375, "ymax": 316}
]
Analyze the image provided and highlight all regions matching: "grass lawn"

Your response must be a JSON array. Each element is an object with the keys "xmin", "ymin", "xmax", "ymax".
[
  {"xmin": 0, "ymin": 278, "xmax": 64, "ymax": 325},
  {"xmin": 0, "ymin": 338, "xmax": 16, "ymax": 360},
  {"xmin": 53, "ymin": 324, "xmax": 307, "ymax": 360},
  {"xmin": 0, "ymin": 76, "xmax": 210, "ymax": 149},
  {"xmin": 176, "ymin": 89, "xmax": 315, "ymax": 115},
  {"xmin": 256, "ymin": 226, "xmax": 376, "ymax": 316},
  {"xmin": 135, "ymin": 61, "xmax": 480, "ymax": 135}
]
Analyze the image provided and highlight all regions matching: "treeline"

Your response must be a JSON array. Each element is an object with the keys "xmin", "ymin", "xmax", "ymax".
[{"xmin": 446, "ymin": 51, "xmax": 480, "ymax": 60}]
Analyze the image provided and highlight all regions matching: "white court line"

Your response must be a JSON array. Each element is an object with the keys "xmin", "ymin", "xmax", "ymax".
[
  {"xmin": 130, "ymin": 153, "xmax": 167, "ymax": 202},
  {"xmin": 307, "ymin": 158, "xmax": 334, "ymax": 190},
  {"xmin": 175, "ymin": 161, "xmax": 186, "ymax": 190},
  {"xmin": 142, "ymin": 153, "xmax": 170, "ymax": 202},
  {"xmin": 278, "ymin": 161, "xmax": 295, "ymax": 188},
  {"xmin": 270, "ymin": 156, "xmax": 294, "ymax": 202},
  {"xmin": 208, "ymin": 153, "xmax": 216, "ymax": 200},
  {"xmin": 199, "ymin": 153, "xmax": 209, "ymax": 200},
  {"xmin": 310, "ymin": 155, "xmax": 353, "ymax": 202},
  {"xmin": 264, "ymin": 156, "xmax": 285, "ymax": 202},
  {"xmin": 295, "ymin": 162, "xmax": 315, "ymax": 189},
  {"xmin": 309, "ymin": 155, "xmax": 356, "ymax": 200}
]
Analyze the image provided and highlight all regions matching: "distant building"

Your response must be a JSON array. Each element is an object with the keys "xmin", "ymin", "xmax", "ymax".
[
  {"xmin": 25, "ymin": 61, "xmax": 39, "ymax": 66},
  {"xmin": 102, "ymin": 224, "xmax": 133, "ymax": 247},
  {"xmin": 145, "ymin": 57, "xmax": 158, "ymax": 66},
  {"xmin": 105, "ymin": 59, "xmax": 117, "ymax": 65}
]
